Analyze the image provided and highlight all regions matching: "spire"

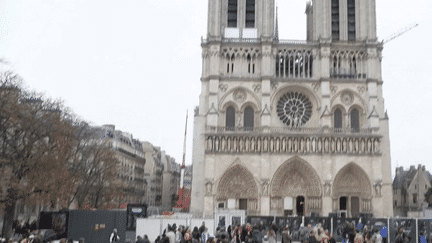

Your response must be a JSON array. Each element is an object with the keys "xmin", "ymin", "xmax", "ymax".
[{"xmin": 275, "ymin": 5, "xmax": 279, "ymax": 40}]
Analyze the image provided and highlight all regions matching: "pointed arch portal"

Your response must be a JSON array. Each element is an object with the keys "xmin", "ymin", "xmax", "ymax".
[
  {"xmin": 217, "ymin": 164, "xmax": 258, "ymax": 200},
  {"xmin": 271, "ymin": 157, "xmax": 321, "ymax": 198},
  {"xmin": 332, "ymin": 163, "xmax": 372, "ymax": 217}
]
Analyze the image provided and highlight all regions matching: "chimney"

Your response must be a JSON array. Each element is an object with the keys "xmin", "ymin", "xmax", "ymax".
[
  {"xmin": 423, "ymin": 165, "xmax": 426, "ymax": 171},
  {"xmin": 396, "ymin": 167, "xmax": 404, "ymax": 176},
  {"xmin": 410, "ymin": 165, "xmax": 415, "ymax": 171}
]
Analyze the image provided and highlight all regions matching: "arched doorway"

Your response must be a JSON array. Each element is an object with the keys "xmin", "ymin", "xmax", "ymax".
[
  {"xmin": 270, "ymin": 157, "xmax": 322, "ymax": 216},
  {"xmin": 296, "ymin": 196, "xmax": 305, "ymax": 216},
  {"xmin": 332, "ymin": 163, "xmax": 372, "ymax": 217},
  {"xmin": 216, "ymin": 164, "xmax": 259, "ymax": 214}
]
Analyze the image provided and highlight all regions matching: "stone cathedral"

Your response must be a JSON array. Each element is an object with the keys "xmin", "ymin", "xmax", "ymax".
[{"xmin": 191, "ymin": 0, "xmax": 393, "ymax": 219}]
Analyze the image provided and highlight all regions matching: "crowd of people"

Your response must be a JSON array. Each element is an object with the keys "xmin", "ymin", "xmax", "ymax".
[{"xmin": 141, "ymin": 221, "xmax": 394, "ymax": 243}]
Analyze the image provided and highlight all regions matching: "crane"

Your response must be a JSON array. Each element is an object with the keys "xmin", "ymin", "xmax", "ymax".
[{"xmin": 382, "ymin": 23, "xmax": 419, "ymax": 44}]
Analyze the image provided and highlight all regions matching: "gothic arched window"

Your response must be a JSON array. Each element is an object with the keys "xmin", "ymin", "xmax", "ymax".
[
  {"xmin": 244, "ymin": 106, "xmax": 254, "ymax": 130},
  {"xmin": 245, "ymin": 0, "xmax": 255, "ymax": 28},
  {"xmin": 334, "ymin": 109, "xmax": 342, "ymax": 130},
  {"xmin": 228, "ymin": 0, "xmax": 238, "ymax": 28},
  {"xmin": 351, "ymin": 108, "xmax": 360, "ymax": 131},
  {"xmin": 332, "ymin": 0, "xmax": 340, "ymax": 40},
  {"xmin": 226, "ymin": 106, "xmax": 236, "ymax": 130},
  {"xmin": 347, "ymin": 0, "xmax": 356, "ymax": 41}
]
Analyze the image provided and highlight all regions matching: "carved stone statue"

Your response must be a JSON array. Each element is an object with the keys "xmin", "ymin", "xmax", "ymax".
[
  {"xmin": 324, "ymin": 181, "xmax": 332, "ymax": 197},
  {"xmin": 205, "ymin": 180, "xmax": 213, "ymax": 196},
  {"xmin": 261, "ymin": 180, "xmax": 269, "ymax": 196},
  {"xmin": 374, "ymin": 180, "xmax": 382, "ymax": 197}
]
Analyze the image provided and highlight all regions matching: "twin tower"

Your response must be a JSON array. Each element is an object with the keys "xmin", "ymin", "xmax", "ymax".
[{"xmin": 191, "ymin": 0, "xmax": 393, "ymax": 220}]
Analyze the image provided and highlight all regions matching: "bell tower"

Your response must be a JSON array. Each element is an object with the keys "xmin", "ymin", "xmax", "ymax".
[
  {"xmin": 306, "ymin": 0, "xmax": 377, "ymax": 42},
  {"xmin": 191, "ymin": 0, "xmax": 393, "ymax": 219},
  {"xmin": 207, "ymin": 0, "xmax": 275, "ymax": 41}
]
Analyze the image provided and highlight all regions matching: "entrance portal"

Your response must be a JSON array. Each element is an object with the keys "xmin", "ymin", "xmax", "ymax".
[
  {"xmin": 239, "ymin": 199, "xmax": 247, "ymax": 210},
  {"xmin": 340, "ymin": 197, "xmax": 347, "ymax": 210},
  {"xmin": 296, "ymin": 196, "xmax": 305, "ymax": 216},
  {"xmin": 351, "ymin": 196, "xmax": 359, "ymax": 218}
]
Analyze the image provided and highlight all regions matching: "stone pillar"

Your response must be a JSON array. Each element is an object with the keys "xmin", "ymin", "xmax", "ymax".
[{"xmin": 322, "ymin": 181, "xmax": 333, "ymax": 216}]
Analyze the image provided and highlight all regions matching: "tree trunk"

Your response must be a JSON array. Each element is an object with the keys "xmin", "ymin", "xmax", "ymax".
[{"xmin": 1, "ymin": 199, "xmax": 17, "ymax": 241}]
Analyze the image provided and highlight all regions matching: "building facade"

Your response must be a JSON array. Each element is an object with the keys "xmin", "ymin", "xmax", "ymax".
[
  {"xmin": 143, "ymin": 142, "xmax": 164, "ymax": 208},
  {"xmin": 191, "ymin": 0, "xmax": 393, "ymax": 218},
  {"xmin": 161, "ymin": 153, "xmax": 181, "ymax": 211},
  {"xmin": 99, "ymin": 125, "xmax": 147, "ymax": 204},
  {"xmin": 393, "ymin": 165, "xmax": 432, "ymax": 217}
]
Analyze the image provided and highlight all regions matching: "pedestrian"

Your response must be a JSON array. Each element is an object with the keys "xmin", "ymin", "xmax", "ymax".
[
  {"xmin": 308, "ymin": 232, "xmax": 318, "ymax": 243},
  {"xmin": 252, "ymin": 225, "xmax": 262, "ymax": 243},
  {"xmin": 354, "ymin": 230, "xmax": 364, "ymax": 243},
  {"xmin": 299, "ymin": 224, "xmax": 309, "ymax": 243},
  {"xmin": 282, "ymin": 225, "xmax": 291, "ymax": 243},
  {"xmin": 110, "ymin": 228, "xmax": 120, "ymax": 242},
  {"xmin": 268, "ymin": 228, "xmax": 276, "ymax": 243},
  {"xmin": 348, "ymin": 223, "xmax": 356, "ymax": 243},
  {"xmin": 137, "ymin": 236, "xmax": 146, "ymax": 243},
  {"xmin": 176, "ymin": 226, "xmax": 184, "ymax": 243},
  {"xmin": 202, "ymin": 227, "xmax": 210, "ymax": 243},
  {"xmin": 200, "ymin": 222, "xmax": 207, "ymax": 236},
  {"xmin": 192, "ymin": 227, "xmax": 201, "ymax": 242},
  {"xmin": 167, "ymin": 225, "xmax": 177, "ymax": 243},
  {"xmin": 184, "ymin": 228, "xmax": 193, "ymax": 243}
]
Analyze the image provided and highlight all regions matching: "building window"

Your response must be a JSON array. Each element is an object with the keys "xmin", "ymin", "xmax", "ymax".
[
  {"xmin": 226, "ymin": 106, "xmax": 236, "ymax": 129},
  {"xmin": 415, "ymin": 184, "xmax": 417, "ymax": 189},
  {"xmin": 334, "ymin": 109, "xmax": 342, "ymax": 129},
  {"xmin": 245, "ymin": 0, "xmax": 255, "ymax": 28},
  {"xmin": 244, "ymin": 106, "xmax": 254, "ymax": 129},
  {"xmin": 394, "ymin": 200, "xmax": 397, "ymax": 207},
  {"xmin": 227, "ymin": 55, "xmax": 235, "ymax": 74},
  {"xmin": 347, "ymin": 0, "xmax": 356, "ymax": 40},
  {"xmin": 413, "ymin": 193, "xmax": 417, "ymax": 204},
  {"xmin": 331, "ymin": 0, "xmax": 340, "ymax": 40},
  {"xmin": 228, "ymin": 0, "xmax": 238, "ymax": 28},
  {"xmin": 247, "ymin": 54, "xmax": 255, "ymax": 74},
  {"xmin": 350, "ymin": 109, "xmax": 359, "ymax": 131}
]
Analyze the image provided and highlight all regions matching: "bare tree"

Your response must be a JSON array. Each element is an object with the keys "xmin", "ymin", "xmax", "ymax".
[{"xmin": 0, "ymin": 73, "xmax": 76, "ymax": 239}]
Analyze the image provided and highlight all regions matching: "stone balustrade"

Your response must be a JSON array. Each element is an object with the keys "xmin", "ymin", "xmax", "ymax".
[{"xmin": 205, "ymin": 127, "xmax": 381, "ymax": 155}]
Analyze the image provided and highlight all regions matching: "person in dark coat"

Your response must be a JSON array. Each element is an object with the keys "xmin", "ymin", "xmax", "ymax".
[
  {"xmin": 192, "ymin": 227, "xmax": 201, "ymax": 241},
  {"xmin": 242, "ymin": 225, "xmax": 249, "ymax": 243},
  {"xmin": 308, "ymin": 231, "xmax": 318, "ymax": 243},
  {"xmin": 252, "ymin": 225, "xmax": 263, "ymax": 243},
  {"xmin": 227, "ymin": 226, "xmax": 232, "ymax": 241},
  {"xmin": 347, "ymin": 223, "xmax": 356, "ymax": 243},
  {"xmin": 200, "ymin": 222, "xmax": 206, "ymax": 236},
  {"xmin": 282, "ymin": 225, "xmax": 291, "ymax": 243}
]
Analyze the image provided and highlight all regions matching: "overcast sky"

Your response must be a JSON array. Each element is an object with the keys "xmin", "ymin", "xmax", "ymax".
[{"xmin": 0, "ymin": 0, "xmax": 431, "ymax": 180}]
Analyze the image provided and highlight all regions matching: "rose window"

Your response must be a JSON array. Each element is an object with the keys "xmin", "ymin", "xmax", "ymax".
[{"xmin": 277, "ymin": 91, "xmax": 313, "ymax": 127}]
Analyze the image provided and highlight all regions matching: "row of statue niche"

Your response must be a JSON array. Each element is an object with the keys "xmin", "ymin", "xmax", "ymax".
[
  {"xmin": 206, "ymin": 136, "xmax": 380, "ymax": 154},
  {"xmin": 308, "ymin": 197, "xmax": 322, "ymax": 209}
]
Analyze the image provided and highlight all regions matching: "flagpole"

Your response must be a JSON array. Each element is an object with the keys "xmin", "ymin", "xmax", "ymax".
[{"xmin": 180, "ymin": 110, "xmax": 188, "ymax": 189}]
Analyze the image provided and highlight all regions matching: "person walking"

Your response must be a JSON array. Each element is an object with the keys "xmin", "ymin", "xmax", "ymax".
[
  {"xmin": 110, "ymin": 228, "xmax": 120, "ymax": 242},
  {"xmin": 281, "ymin": 225, "xmax": 291, "ymax": 243},
  {"xmin": 268, "ymin": 228, "xmax": 276, "ymax": 243},
  {"xmin": 167, "ymin": 225, "xmax": 177, "ymax": 243},
  {"xmin": 252, "ymin": 225, "xmax": 262, "ymax": 243},
  {"xmin": 299, "ymin": 224, "xmax": 309, "ymax": 243}
]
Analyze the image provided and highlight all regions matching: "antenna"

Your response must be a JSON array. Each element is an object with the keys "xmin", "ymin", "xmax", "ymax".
[{"xmin": 382, "ymin": 23, "xmax": 418, "ymax": 44}]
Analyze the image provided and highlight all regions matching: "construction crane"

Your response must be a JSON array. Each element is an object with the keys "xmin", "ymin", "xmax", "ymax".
[{"xmin": 382, "ymin": 23, "xmax": 419, "ymax": 44}]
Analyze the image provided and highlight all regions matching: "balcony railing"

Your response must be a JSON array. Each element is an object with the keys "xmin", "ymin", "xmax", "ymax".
[
  {"xmin": 206, "ymin": 126, "xmax": 374, "ymax": 135},
  {"xmin": 205, "ymin": 127, "xmax": 381, "ymax": 155}
]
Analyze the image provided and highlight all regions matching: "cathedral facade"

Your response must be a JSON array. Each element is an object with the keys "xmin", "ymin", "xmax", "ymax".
[{"xmin": 191, "ymin": 0, "xmax": 393, "ymax": 218}]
